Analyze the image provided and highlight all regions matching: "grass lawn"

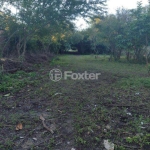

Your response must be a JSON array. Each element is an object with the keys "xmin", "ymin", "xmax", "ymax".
[{"xmin": 0, "ymin": 55, "xmax": 150, "ymax": 150}]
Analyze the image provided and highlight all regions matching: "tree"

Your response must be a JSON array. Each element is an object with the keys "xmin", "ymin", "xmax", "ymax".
[
  {"xmin": 90, "ymin": 1, "xmax": 150, "ymax": 63},
  {"xmin": 0, "ymin": 0, "xmax": 107, "ymax": 59}
]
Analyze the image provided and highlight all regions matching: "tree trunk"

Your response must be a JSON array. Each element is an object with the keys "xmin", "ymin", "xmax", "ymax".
[
  {"xmin": 21, "ymin": 38, "xmax": 27, "ymax": 61},
  {"xmin": 126, "ymin": 51, "xmax": 130, "ymax": 61},
  {"xmin": 117, "ymin": 50, "xmax": 122, "ymax": 60},
  {"xmin": 17, "ymin": 38, "xmax": 21, "ymax": 58},
  {"xmin": 109, "ymin": 49, "xmax": 113, "ymax": 61},
  {"xmin": 17, "ymin": 37, "xmax": 27, "ymax": 61}
]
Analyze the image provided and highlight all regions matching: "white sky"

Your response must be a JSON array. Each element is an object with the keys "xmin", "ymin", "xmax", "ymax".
[
  {"xmin": 107, "ymin": 0, "xmax": 149, "ymax": 14},
  {"xmin": 77, "ymin": 0, "xmax": 149, "ymax": 30},
  {"xmin": 3, "ymin": 0, "xmax": 149, "ymax": 30}
]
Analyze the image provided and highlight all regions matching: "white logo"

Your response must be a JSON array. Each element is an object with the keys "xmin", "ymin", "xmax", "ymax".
[
  {"xmin": 49, "ymin": 69, "xmax": 101, "ymax": 82},
  {"xmin": 49, "ymin": 69, "xmax": 62, "ymax": 82}
]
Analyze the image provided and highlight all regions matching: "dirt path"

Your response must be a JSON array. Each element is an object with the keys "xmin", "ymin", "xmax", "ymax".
[{"xmin": 0, "ymin": 55, "xmax": 150, "ymax": 150}]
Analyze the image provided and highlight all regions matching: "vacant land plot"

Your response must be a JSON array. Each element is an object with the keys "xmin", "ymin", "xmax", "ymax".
[{"xmin": 0, "ymin": 55, "xmax": 150, "ymax": 150}]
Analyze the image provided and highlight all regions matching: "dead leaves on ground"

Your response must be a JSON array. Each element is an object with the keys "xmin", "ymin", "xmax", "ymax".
[
  {"xmin": 16, "ymin": 123, "xmax": 23, "ymax": 130},
  {"xmin": 39, "ymin": 115, "xmax": 45, "ymax": 121},
  {"xmin": 15, "ymin": 115, "xmax": 56, "ymax": 134}
]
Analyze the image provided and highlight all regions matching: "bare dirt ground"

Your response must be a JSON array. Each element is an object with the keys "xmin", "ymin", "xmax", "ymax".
[{"xmin": 0, "ymin": 55, "xmax": 150, "ymax": 150}]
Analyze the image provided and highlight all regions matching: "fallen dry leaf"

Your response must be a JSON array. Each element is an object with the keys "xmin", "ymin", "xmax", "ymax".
[
  {"xmin": 39, "ymin": 115, "xmax": 45, "ymax": 121},
  {"xmin": 16, "ymin": 123, "xmax": 23, "ymax": 130}
]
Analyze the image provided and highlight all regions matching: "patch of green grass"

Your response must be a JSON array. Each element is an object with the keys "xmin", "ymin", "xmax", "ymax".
[
  {"xmin": 115, "ymin": 145, "xmax": 126, "ymax": 150},
  {"xmin": 0, "ymin": 139, "xmax": 14, "ymax": 150},
  {"xmin": 73, "ymin": 103, "xmax": 110, "ymax": 148},
  {"xmin": 50, "ymin": 56, "xmax": 69, "ymax": 66},
  {"xmin": 126, "ymin": 134, "xmax": 150, "ymax": 148},
  {"xmin": 57, "ymin": 55, "xmax": 148, "ymax": 76},
  {"xmin": 0, "ymin": 71, "xmax": 38, "ymax": 92},
  {"xmin": 117, "ymin": 77, "xmax": 150, "ymax": 89}
]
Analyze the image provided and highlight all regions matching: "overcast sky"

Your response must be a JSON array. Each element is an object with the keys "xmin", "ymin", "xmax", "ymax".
[
  {"xmin": 107, "ymin": 0, "xmax": 149, "ymax": 14},
  {"xmin": 76, "ymin": 0, "xmax": 149, "ymax": 30},
  {"xmin": 5, "ymin": 0, "xmax": 149, "ymax": 30}
]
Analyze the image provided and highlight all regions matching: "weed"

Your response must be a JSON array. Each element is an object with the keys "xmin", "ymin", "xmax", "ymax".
[
  {"xmin": 126, "ymin": 134, "xmax": 150, "ymax": 148},
  {"xmin": 0, "ymin": 71, "xmax": 37, "ymax": 92}
]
